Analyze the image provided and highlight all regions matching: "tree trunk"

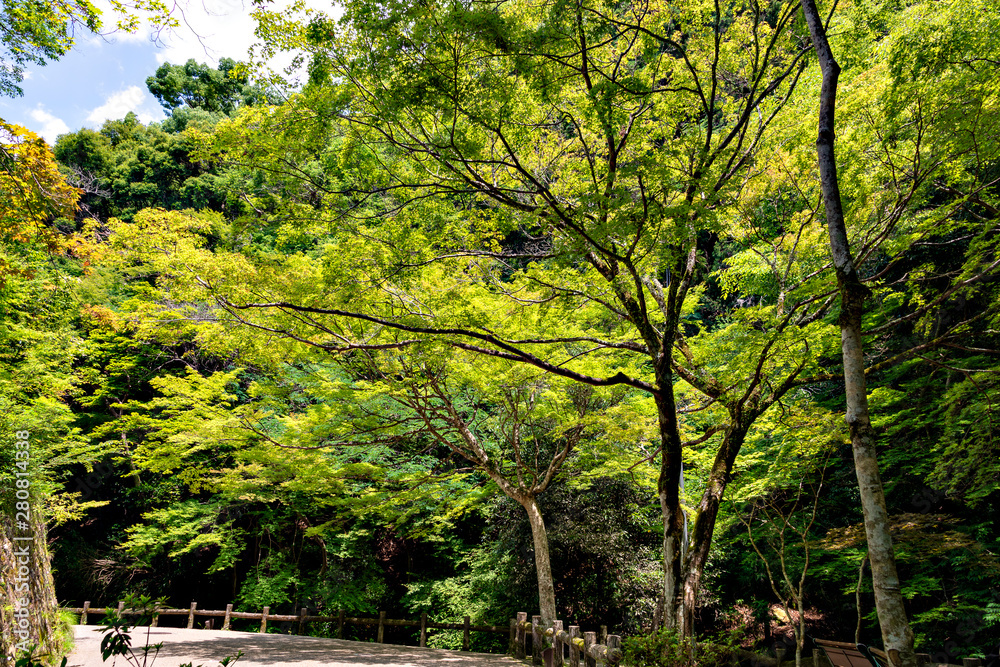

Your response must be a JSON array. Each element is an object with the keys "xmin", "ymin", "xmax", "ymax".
[
  {"xmin": 654, "ymin": 384, "xmax": 687, "ymax": 635},
  {"xmin": 520, "ymin": 494, "xmax": 557, "ymax": 625},
  {"xmin": 1, "ymin": 508, "xmax": 61, "ymax": 665},
  {"xmin": 798, "ymin": 3, "xmax": 917, "ymax": 665},
  {"xmin": 679, "ymin": 424, "xmax": 749, "ymax": 637}
]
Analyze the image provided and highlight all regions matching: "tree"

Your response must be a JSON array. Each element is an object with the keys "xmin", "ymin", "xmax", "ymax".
[
  {"xmin": 343, "ymin": 348, "xmax": 644, "ymax": 623},
  {"xmin": 146, "ymin": 58, "xmax": 279, "ymax": 115},
  {"xmin": 89, "ymin": 204, "xmax": 651, "ymax": 624},
  {"xmin": 0, "ymin": 122, "xmax": 84, "ymax": 665},
  {"xmin": 742, "ymin": 465, "xmax": 829, "ymax": 667},
  {"xmin": 0, "ymin": 121, "xmax": 79, "ymax": 249},
  {"xmin": 71, "ymin": 0, "xmax": 1000, "ymax": 642},
  {"xmin": 798, "ymin": 1, "xmax": 917, "ymax": 665},
  {"xmin": 0, "ymin": 0, "xmax": 101, "ymax": 97},
  {"xmin": 0, "ymin": 0, "xmax": 189, "ymax": 98},
  {"xmin": 54, "ymin": 112, "xmax": 230, "ymax": 222},
  {"xmin": 206, "ymin": 0, "xmax": 815, "ymax": 635}
]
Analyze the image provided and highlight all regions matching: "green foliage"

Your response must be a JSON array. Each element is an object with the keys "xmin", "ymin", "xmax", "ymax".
[
  {"xmin": 236, "ymin": 551, "xmax": 300, "ymax": 610},
  {"xmin": 146, "ymin": 58, "xmax": 278, "ymax": 115},
  {"xmin": 623, "ymin": 627, "xmax": 746, "ymax": 667},
  {"xmin": 402, "ymin": 547, "xmax": 518, "ymax": 650},
  {"xmin": 15, "ymin": 646, "xmax": 67, "ymax": 667},
  {"xmin": 0, "ymin": 0, "xmax": 100, "ymax": 97},
  {"xmin": 11, "ymin": 0, "xmax": 1000, "ymax": 656},
  {"xmin": 54, "ymin": 114, "xmax": 230, "ymax": 222},
  {"xmin": 623, "ymin": 628, "xmax": 691, "ymax": 667}
]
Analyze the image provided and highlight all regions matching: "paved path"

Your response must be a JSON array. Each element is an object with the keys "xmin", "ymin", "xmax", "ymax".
[{"xmin": 68, "ymin": 626, "xmax": 524, "ymax": 667}]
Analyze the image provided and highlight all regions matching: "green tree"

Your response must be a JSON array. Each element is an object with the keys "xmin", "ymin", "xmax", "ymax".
[
  {"xmin": 207, "ymin": 0, "xmax": 815, "ymax": 634},
  {"xmin": 0, "ymin": 0, "xmax": 100, "ymax": 97},
  {"xmin": 0, "ymin": 122, "xmax": 87, "ymax": 666},
  {"xmin": 146, "ymin": 58, "xmax": 279, "ymax": 115},
  {"xmin": 793, "ymin": 0, "xmax": 1000, "ymax": 660},
  {"xmin": 54, "ymin": 112, "xmax": 230, "ymax": 222}
]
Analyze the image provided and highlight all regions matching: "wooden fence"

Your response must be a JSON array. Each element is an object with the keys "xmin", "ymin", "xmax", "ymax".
[
  {"xmin": 510, "ymin": 612, "xmax": 622, "ymax": 667},
  {"xmin": 65, "ymin": 602, "xmax": 507, "ymax": 651},
  {"xmin": 69, "ymin": 603, "xmax": 970, "ymax": 667}
]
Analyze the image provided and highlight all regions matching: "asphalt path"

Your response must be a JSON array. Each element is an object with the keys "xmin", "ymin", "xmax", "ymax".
[{"xmin": 68, "ymin": 626, "xmax": 525, "ymax": 667}]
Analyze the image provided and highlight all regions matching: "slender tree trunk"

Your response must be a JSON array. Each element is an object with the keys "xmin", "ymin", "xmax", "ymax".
[
  {"xmin": 796, "ymin": 597, "xmax": 806, "ymax": 667},
  {"xmin": 798, "ymin": 3, "xmax": 916, "ymax": 665},
  {"xmin": 679, "ymin": 424, "xmax": 749, "ymax": 637},
  {"xmin": 520, "ymin": 494, "xmax": 557, "ymax": 625}
]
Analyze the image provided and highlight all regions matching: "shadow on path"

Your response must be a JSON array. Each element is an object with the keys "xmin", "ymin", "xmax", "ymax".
[{"xmin": 69, "ymin": 626, "xmax": 524, "ymax": 667}]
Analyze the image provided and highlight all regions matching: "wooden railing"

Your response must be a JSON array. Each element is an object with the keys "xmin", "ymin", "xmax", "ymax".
[
  {"xmin": 68, "ymin": 603, "xmax": 978, "ymax": 667},
  {"xmin": 510, "ymin": 612, "xmax": 621, "ymax": 667},
  {"xmin": 64, "ymin": 602, "xmax": 508, "ymax": 651}
]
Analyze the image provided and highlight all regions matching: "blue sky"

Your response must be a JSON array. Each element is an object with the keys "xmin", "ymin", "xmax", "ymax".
[{"xmin": 4, "ymin": 0, "xmax": 330, "ymax": 145}]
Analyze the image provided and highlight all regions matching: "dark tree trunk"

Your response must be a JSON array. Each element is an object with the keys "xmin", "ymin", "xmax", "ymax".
[
  {"xmin": 680, "ymin": 424, "xmax": 749, "ymax": 634},
  {"xmin": 654, "ymin": 378, "xmax": 687, "ymax": 635}
]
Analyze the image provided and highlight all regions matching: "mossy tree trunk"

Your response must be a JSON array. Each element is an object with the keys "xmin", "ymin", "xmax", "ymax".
[{"xmin": 1, "ymin": 504, "xmax": 60, "ymax": 667}]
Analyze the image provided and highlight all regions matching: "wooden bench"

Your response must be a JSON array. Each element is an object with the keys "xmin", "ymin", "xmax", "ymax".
[
  {"xmin": 814, "ymin": 639, "xmax": 889, "ymax": 667},
  {"xmin": 813, "ymin": 638, "xmax": 990, "ymax": 667}
]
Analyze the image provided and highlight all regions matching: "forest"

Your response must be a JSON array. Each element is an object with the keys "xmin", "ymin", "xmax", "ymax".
[{"xmin": 0, "ymin": 0, "xmax": 999, "ymax": 665}]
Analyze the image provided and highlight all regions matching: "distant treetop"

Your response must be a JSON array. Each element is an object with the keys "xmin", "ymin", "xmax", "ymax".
[{"xmin": 145, "ymin": 57, "xmax": 281, "ymax": 115}]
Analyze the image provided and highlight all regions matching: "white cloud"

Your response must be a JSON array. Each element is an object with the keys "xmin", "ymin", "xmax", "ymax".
[
  {"xmin": 81, "ymin": 0, "xmax": 280, "ymax": 55},
  {"xmin": 28, "ymin": 107, "xmax": 70, "ymax": 144},
  {"xmin": 77, "ymin": 0, "xmax": 338, "ymax": 85},
  {"xmin": 140, "ymin": 0, "xmax": 337, "ymax": 66},
  {"xmin": 86, "ymin": 86, "xmax": 162, "ymax": 126},
  {"xmin": 88, "ymin": 0, "xmax": 156, "ymax": 44},
  {"xmin": 152, "ymin": 0, "xmax": 260, "ymax": 65}
]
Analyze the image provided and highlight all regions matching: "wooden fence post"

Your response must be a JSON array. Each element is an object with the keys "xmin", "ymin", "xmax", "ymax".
[
  {"xmin": 552, "ymin": 620, "xmax": 564, "ymax": 667},
  {"xmin": 187, "ymin": 602, "xmax": 197, "ymax": 629},
  {"xmin": 151, "ymin": 605, "xmax": 159, "ymax": 627},
  {"xmin": 463, "ymin": 615, "xmax": 471, "ymax": 651},
  {"xmin": 516, "ymin": 612, "xmax": 528, "ymax": 660},
  {"xmin": 223, "ymin": 603, "xmax": 233, "ymax": 631},
  {"xmin": 584, "ymin": 631, "xmax": 597, "ymax": 667},
  {"xmin": 378, "ymin": 611, "xmax": 386, "ymax": 643},
  {"xmin": 117, "ymin": 601, "xmax": 124, "ymax": 616},
  {"xmin": 569, "ymin": 626, "xmax": 580, "ymax": 667},
  {"xmin": 421, "ymin": 613, "xmax": 428, "ymax": 647},
  {"xmin": 532, "ymin": 615, "xmax": 543, "ymax": 666},
  {"xmin": 298, "ymin": 607, "xmax": 308, "ymax": 636},
  {"xmin": 599, "ymin": 626, "xmax": 607, "ymax": 646},
  {"xmin": 81, "ymin": 601, "xmax": 90, "ymax": 626},
  {"xmin": 260, "ymin": 606, "xmax": 269, "ymax": 633},
  {"xmin": 607, "ymin": 635, "xmax": 621, "ymax": 665},
  {"xmin": 338, "ymin": 609, "xmax": 345, "ymax": 639},
  {"xmin": 509, "ymin": 618, "xmax": 517, "ymax": 655}
]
